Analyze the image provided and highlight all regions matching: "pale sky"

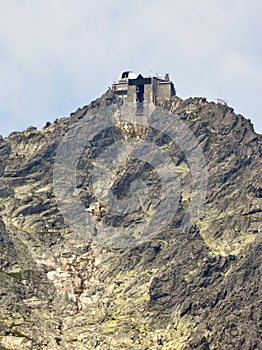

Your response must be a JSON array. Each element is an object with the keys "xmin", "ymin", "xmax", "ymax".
[{"xmin": 0, "ymin": 0, "xmax": 261, "ymax": 136}]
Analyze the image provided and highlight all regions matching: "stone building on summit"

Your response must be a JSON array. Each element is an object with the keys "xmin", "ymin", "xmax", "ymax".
[{"xmin": 111, "ymin": 71, "xmax": 176, "ymax": 105}]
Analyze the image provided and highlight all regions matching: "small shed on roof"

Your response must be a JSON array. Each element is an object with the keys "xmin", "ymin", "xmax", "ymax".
[{"xmin": 118, "ymin": 71, "xmax": 138, "ymax": 80}]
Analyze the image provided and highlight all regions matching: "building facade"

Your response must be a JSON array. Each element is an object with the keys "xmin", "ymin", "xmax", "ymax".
[{"xmin": 112, "ymin": 71, "xmax": 176, "ymax": 104}]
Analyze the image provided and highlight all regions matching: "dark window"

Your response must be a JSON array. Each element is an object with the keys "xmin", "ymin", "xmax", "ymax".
[{"xmin": 136, "ymin": 84, "xmax": 144, "ymax": 103}]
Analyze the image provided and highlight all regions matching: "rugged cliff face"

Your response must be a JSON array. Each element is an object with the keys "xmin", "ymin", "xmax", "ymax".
[{"xmin": 0, "ymin": 91, "xmax": 261, "ymax": 349}]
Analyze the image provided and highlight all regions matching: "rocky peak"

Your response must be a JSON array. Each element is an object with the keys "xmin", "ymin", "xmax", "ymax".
[{"xmin": 0, "ymin": 91, "xmax": 261, "ymax": 349}]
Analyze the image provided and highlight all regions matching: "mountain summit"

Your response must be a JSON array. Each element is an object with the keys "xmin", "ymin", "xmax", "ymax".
[{"xmin": 0, "ymin": 89, "xmax": 261, "ymax": 349}]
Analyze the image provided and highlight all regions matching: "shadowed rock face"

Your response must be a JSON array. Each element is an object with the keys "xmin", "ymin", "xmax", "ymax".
[{"xmin": 0, "ymin": 91, "xmax": 261, "ymax": 349}]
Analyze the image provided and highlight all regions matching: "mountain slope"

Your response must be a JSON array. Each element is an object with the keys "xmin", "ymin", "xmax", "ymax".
[{"xmin": 0, "ymin": 91, "xmax": 261, "ymax": 349}]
